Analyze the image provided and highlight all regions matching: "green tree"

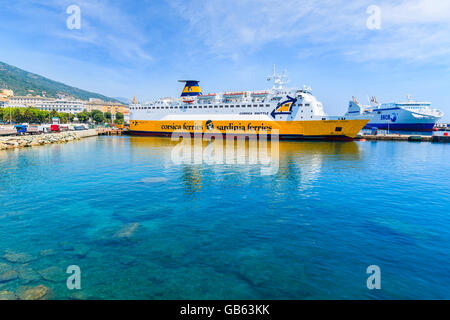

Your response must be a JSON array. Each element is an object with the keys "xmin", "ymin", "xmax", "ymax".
[
  {"xmin": 38, "ymin": 110, "xmax": 49, "ymax": 123},
  {"xmin": 50, "ymin": 109, "xmax": 58, "ymax": 121},
  {"xmin": 92, "ymin": 112, "xmax": 105, "ymax": 124},
  {"xmin": 13, "ymin": 108, "xmax": 22, "ymax": 123},
  {"xmin": 115, "ymin": 112, "xmax": 124, "ymax": 121},
  {"xmin": 23, "ymin": 107, "xmax": 32, "ymax": 123},
  {"xmin": 90, "ymin": 109, "xmax": 103, "ymax": 119},
  {"xmin": 104, "ymin": 112, "xmax": 112, "ymax": 123},
  {"xmin": 76, "ymin": 111, "xmax": 90, "ymax": 123}
]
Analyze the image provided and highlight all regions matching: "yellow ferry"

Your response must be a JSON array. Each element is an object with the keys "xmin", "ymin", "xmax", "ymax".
[{"xmin": 129, "ymin": 67, "xmax": 369, "ymax": 140}]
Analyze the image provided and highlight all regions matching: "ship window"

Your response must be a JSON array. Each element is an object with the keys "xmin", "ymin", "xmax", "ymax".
[
  {"xmin": 247, "ymin": 105, "xmax": 251, "ymax": 107},
  {"xmin": 266, "ymin": 104, "xmax": 270, "ymax": 107},
  {"xmin": 194, "ymin": 106, "xmax": 197, "ymax": 108},
  {"xmin": 254, "ymin": 105, "xmax": 258, "ymax": 107},
  {"xmin": 259, "ymin": 104, "xmax": 263, "ymax": 107},
  {"xmin": 305, "ymin": 103, "xmax": 310, "ymax": 106},
  {"xmin": 230, "ymin": 105, "xmax": 234, "ymax": 108},
  {"xmin": 219, "ymin": 105, "xmax": 223, "ymax": 108},
  {"xmin": 209, "ymin": 106, "xmax": 213, "ymax": 108},
  {"xmin": 214, "ymin": 106, "xmax": 218, "ymax": 108},
  {"xmin": 335, "ymin": 127, "xmax": 342, "ymax": 132}
]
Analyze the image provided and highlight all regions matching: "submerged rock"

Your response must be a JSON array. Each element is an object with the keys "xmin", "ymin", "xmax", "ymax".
[
  {"xmin": 59, "ymin": 241, "xmax": 75, "ymax": 251},
  {"xmin": 0, "ymin": 270, "xmax": 18, "ymax": 283},
  {"xmin": 3, "ymin": 251, "xmax": 36, "ymax": 264},
  {"xmin": 113, "ymin": 222, "xmax": 140, "ymax": 239},
  {"xmin": 69, "ymin": 291, "xmax": 89, "ymax": 300},
  {"xmin": 17, "ymin": 285, "xmax": 54, "ymax": 300},
  {"xmin": 40, "ymin": 249, "xmax": 56, "ymax": 257},
  {"xmin": 0, "ymin": 262, "xmax": 12, "ymax": 273},
  {"xmin": 73, "ymin": 244, "xmax": 90, "ymax": 258},
  {"xmin": 38, "ymin": 266, "xmax": 66, "ymax": 283},
  {"xmin": 0, "ymin": 290, "xmax": 17, "ymax": 300},
  {"xmin": 17, "ymin": 267, "xmax": 41, "ymax": 284}
]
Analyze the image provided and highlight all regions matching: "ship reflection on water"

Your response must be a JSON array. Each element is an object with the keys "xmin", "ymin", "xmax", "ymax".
[{"xmin": 128, "ymin": 136, "xmax": 361, "ymax": 195}]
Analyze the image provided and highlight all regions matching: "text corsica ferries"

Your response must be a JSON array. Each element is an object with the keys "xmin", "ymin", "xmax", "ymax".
[{"xmin": 129, "ymin": 68, "xmax": 369, "ymax": 140}]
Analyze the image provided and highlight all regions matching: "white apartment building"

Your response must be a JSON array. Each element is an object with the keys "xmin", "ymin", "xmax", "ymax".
[
  {"xmin": 7, "ymin": 96, "xmax": 49, "ymax": 108},
  {"xmin": 6, "ymin": 96, "xmax": 85, "ymax": 114},
  {"xmin": 38, "ymin": 99, "xmax": 85, "ymax": 114}
]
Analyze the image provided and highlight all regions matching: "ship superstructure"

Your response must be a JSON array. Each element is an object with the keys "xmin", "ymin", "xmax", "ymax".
[
  {"xmin": 346, "ymin": 96, "xmax": 443, "ymax": 131},
  {"xmin": 129, "ymin": 67, "xmax": 369, "ymax": 139}
]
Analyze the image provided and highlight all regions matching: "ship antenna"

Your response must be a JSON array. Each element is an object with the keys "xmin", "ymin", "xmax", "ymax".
[{"xmin": 266, "ymin": 64, "xmax": 289, "ymax": 90}]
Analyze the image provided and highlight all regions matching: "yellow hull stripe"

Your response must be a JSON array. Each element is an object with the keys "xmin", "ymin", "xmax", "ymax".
[{"xmin": 130, "ymin": 119, "xmax": 369, "ymax": 138}]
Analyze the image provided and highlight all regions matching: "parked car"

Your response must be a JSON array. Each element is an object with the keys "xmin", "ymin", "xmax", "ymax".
[
  {"xmin": 50, "ymin": 124, "xmax": 60, "ymax": 132},
  {"xmin": 74, "ymin": 125, "xmax": 87, "ymax": 131}
]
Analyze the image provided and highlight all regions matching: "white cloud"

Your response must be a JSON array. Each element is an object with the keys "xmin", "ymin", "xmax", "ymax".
[
  {"xmin": 169, "ymin": 0, "xmax": 450, "ymax": 66},
  {"xmin": 5, "ymin": 0, "xmax": 152, "ymax": 63}
]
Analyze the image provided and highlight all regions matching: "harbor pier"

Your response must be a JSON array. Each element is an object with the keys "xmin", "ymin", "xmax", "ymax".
[{"xmin": 359, "ymin": 133, "xmax": 450, "ymax": 143}]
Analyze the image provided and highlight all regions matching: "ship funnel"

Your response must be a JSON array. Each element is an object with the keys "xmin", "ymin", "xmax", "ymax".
[{"xmin": 178, "ymin": 80, "xmax": 202, "ymax": 97}]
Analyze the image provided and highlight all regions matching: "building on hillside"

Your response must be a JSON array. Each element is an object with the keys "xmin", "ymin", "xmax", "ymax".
[
  {"xmin": 0, "ymin": 89, "xmax": 14, "ymax": 98},
  {"xmin": 0, "ymin": 97, "xmax": 8, "ymax": 108},
  {"xmin": 86, "ymin": 101, "xmax": 129, "ymax": 120},
  {"xmin": 37, "ymin": 99, "xmax": 85, "ymax": 114},
  {"xmin": 7, "ymin": 96, "xmax": 85, "ymax": 114},
  {"xmin": 7, "ymin": 96, "xmax": 50, "ymax": 108}
]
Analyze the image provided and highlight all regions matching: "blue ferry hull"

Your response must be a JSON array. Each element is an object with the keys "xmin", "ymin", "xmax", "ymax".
[{"xmin": 364, "ymin": 122, "xmax": 436, "ymax": 131}]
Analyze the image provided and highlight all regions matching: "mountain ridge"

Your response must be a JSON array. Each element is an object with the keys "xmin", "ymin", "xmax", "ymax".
[{"xmin": 0, "ymin": 61, "xmax": 120, "ymax": 102}]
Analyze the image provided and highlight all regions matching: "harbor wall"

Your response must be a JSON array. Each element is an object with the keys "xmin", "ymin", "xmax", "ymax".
[{"xmin": 0, "ymin": 129, "xmax": 98, "ymax": 151}]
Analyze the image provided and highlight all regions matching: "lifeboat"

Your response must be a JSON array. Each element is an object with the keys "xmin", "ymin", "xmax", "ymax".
[
  {"xmin": 197, "ymin": 93, "xmax": 217, "ymax": 100},
  {"xmin": 223, "ymin": 92, "xmax": 245, "ymax": 97},
  {"xmin": 251, "ymin": 91, "xmax": 269, "ymax": 97}
]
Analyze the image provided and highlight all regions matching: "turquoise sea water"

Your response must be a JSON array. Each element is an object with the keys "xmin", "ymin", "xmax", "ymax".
[{"xmin": 0, "ymin": 136, "xmax": 449, "ymax": 299}]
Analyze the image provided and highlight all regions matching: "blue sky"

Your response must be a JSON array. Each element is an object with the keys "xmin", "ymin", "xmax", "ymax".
[{"xmin": 1, "ymin": 0, "xmax": 449, "ymax": 120}]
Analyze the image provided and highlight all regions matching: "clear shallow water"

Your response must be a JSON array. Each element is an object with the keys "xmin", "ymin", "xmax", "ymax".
[{"xmin": 0, "ymin": 136, "xmax": 449, "ymax": 299}]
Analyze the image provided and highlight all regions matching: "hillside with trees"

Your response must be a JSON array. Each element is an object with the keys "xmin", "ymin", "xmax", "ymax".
[{"xmin": 0, "ymin": 61, "xmax": 119, "ymax": 102}]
